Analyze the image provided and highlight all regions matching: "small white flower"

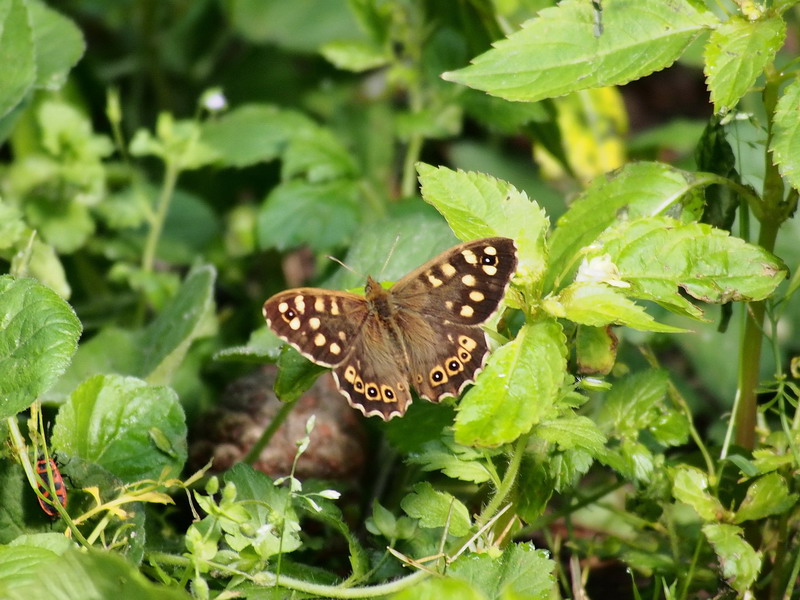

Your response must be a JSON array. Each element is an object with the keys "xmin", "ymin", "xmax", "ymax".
[
  {"xmin": 576, "ymin": 254, "xmax": 630, "ymax": 288},
  {"xmin": 202, "ymin": 89, "xmax": 227, "ymax": 112}
]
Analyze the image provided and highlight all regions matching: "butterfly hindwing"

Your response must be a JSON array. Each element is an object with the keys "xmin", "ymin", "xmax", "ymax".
[{"xmin": 262, "ymin": 289, "xmax": 368, "ymax": 367}]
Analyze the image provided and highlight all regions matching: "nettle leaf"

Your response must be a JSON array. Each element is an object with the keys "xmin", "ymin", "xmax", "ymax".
[
  {"xmin": 770, "ymin": 77, "xmax": 800, "ymax": 192},
  {"xmin": 547, "ymin": 162, "xmax": 713, "ymax": 290},
  {"xmin": 455, "ymin": 320, "xmax": 567, "ymax": 447},
  {"xmin": 1, "ymin": 548, "xmax": 188, "ymax": 600},
  {"xmin": 392, "ymin": 577, "xmax": 483, "ymax": 600},
  {"xmin": 257, "ymin": 179, "xmax": 361, "ymax": 252},
  {"xmin": 534, "ymin": 415, "xmax": 606, "ymax": 456},
  {"xmin": 672, "ymin": 466, "xmax": 732, "ymax": 522},
  {"xmin": 400, "ymin": 482, "xmax": 471, "ymax": 537},
  {"xmin": 29, "ymin": 1, "xmax": 85, "ymax": 90},
  {"xmin": 273, "ymin": 345, "xmax": 327, "ymax": 403},
  {"xmin": 282, "ymin": 128, "xmax": 359, "ymax": 182},
  {"xmin": 417, "ymin": 163, "xmax": 549, "ymax": 286},
  {"xmin": 704, "ymin": 16, "xmax": 785, "ymax": 114},
  {"xmin": 602, "ymin": 440, "xmax": 656, "ymax": 483},
  {"xmin": 0, "ymin": 276, "xmax": 81, "ymax": 419},
  {"xmin": 734, "ymin": 473, "xmax": 798, "ymax": 523},
  {"xmin": 575, "ymin": 325, "xmax": 617, "ymax": 375},
  {"xmin": 139, "ymin": 265, "xmax": 216, "ymax": 384},
  {"xmin": 406, "ymin": 433, "xmax": 499, "ymax": 484},
  {"xmin": 597, "ymin": 369, "xmax": 669, "ymax": 437},
  {"xmin": 702, "ymin": 524, "xmax": 762, "ymax": 595},
  {"xmin": 201, "ymin": 104, "xmax": 316, "ymax": 168},
  {"xmin": 0, "ymin": 0, "xmax": 35, "ymax": 119},
  {"xmin": 53, "ymin": 374, "xmax": 187, "ymax": 483},
  {"xmin": 320, "ymin": 40, "xmax": 390, "ymax": 72},
  {"xmin": 548, "ymin": 282, "xmax": 687, "ymax": 333},
  {"xmin": 448, "ymin": 542, "xmax": 555, "ymax": 600},
  {"xmin": 592, "ymin": 216, "xmax": 787, "ymax": 319},
  {"xmin": 442, "ymin": 0, "xmax": 717, "ymax": 102}
]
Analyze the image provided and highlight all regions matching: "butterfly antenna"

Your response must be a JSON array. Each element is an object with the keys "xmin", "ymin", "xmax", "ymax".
[
  {"xmin": 327, "ymin": 255, "xmax": 356, "ymax": 275},
  {"xmin": 378, "ymin": 235, "xmax": 401, "ymax": 279}
]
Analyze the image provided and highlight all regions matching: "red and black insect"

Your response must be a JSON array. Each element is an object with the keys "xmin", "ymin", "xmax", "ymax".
[{"xmin": 35, "ymin": 456, "xmax": 67, "ymax": 518}]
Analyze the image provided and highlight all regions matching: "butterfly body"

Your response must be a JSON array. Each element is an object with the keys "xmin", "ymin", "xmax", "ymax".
[{"xmin": 263, "ymin": 237, "xmax": 517, "ymax": 419}]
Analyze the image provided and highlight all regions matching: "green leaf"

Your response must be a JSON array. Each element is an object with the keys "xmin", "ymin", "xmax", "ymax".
[
  {"xmin": 0, "ymin": 276, "xmax": 81, "ymax": 419},
  {"xmin": 455, "ymin": 320, "xmax": 567, "ymax": 447},
  {"xmin": 406, "ymin": 434, "xmax": 498, "ymax": 484},
  {"xmin": 702, "ymin": 523, "xmax": 762, "ymax": 594},
  {"xmin": 53, "ymin": 374, "xmax": 187, "ymax": 483},
  {"xmin": 257, "ymin": 179, "xmax": 361, "ymax": 252},
  {"xmin": 201, "ymin": 104, "xmax": 315, "ymax": 168},
  {"xmin": 575, "ymin": 325, "xmax": 617, "ymax": 375},
  {"xmin": 596, "ymin": 369, "xmax": 669, "ymax": 436},
  {"xmin": 0, "ymin": 545, "xmax": 60, "ymax": 595},
  {"xmin": 282, "ymin": 128, "xmax": 360, "ymax": 182},
  {"xmin": 417, "ymin": 163, "xmax": 549, "ymax": 287},
  {"xmin": 734, "ymin": 473, "xmax": 798, "ymax": 523},
  {"xmin": 546, "ymin": 162, "xmax": 712, "ymax": 290},
  {"xmin": 320, "ymin": 40, "xmax": 390, "ymax": 72},
  {"xmin": 593, "ymin": 216, "xmax": 787, "ymax": 318},
  {"xmin": 534, "ymin": 415, "xmax": 606, "ymax": 456},
  {"xmin": 704, "ymin": 16, "xmax": 785, "ymax": 114},
  {"xmin": 0, "ymin": 0, "xmax": 35, "ymax": 119},
  {"xmin": 442, "ymin": 0, "xmax": 717, "ymax": 102},
  {"xmin": 770, "ymin": 77, "xmax": 800, "ymax": 192},
  {"xmin": 548, "ymin": 282, "xmax": 687, "ymax": 333},
  {"xmin": 400, "ymin": 482, "xmax": 471, "ymax": 537},
  {"xmin": 1, "ymin": 547, "xmax": 190, "ymax": 600},
  {"xmin": 391, "ymin": 577, "xmax": 484, "ymax": 600},
  {"xmin": 448, "ymin": 543, "xmax": 555, "ymax": 600},
  {"xmin": 139, "ymin": 265, "xmax": 217, "ymax": 384},
  {"xmin": 29, "ymin": 0, "xmax": 85, "ymax": 90},
  {"xmin": 274, "ymin": 345, "xmax": 328, "ymax": 403},
  {"xmin": 672, "ymin": 466, "xmax": 732, "ymax": 522}
]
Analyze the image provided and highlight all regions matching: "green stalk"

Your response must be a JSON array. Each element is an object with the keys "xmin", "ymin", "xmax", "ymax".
[
  {"xmin": 141, "ymin": 158, "xmax": 180, "ymax": 276},
  {"xmin": 474, "ymin": 433, "xmax": 528, "ymax": 530}
]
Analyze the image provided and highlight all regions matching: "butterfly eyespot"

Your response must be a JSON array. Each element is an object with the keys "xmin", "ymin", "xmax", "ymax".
[
  {"xmin": 458, "ymin": 335, "xmax": 478, "ymax": 351},
  {"xmin": 459, "ymin": 350, "xmax": 471, "ymax": 362},
  {"xmin": 430, "ymin": 368, "xmax": 447, "ymax": 385},
  {"xmin": 448, "ymin": 359, "xmax": 461, "ymax": 371},
  {"xmin": 381, "ymin": 385, "xmax": 395, "ymax": 401},
  {"xmin": 481, "ymin": 254, "xmax": 498, "ymax": 266},
  {"xmin": 355, "ymin": 379, "xmax": 364, "ymax": 392},
  {"xmin": 366, "ymin": 385, "xmax": 379, "ymax": 398}
]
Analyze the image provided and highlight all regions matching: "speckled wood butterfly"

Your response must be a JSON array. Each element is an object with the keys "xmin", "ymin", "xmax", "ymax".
[{"xmin": 263, "ymin": 237, "xmax": 518, "ymax": 419}]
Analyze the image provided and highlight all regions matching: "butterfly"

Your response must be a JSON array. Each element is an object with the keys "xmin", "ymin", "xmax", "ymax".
[{"xmin": 263, "ymin": 237, "xmax": 518, "ymax": 419}]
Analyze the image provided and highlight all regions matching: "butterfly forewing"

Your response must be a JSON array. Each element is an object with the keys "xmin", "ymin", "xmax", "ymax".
[
  {"xmin": 262, "ymin": 289, "xmax": 368, "ymax": 367},
  {"xmin": 391, "ymin": 237, "xmax": 517, "ymax": 325}
]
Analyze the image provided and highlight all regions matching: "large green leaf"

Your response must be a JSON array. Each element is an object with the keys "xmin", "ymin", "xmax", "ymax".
[
  {"xmin": 29, "ymin": 1, "xmax": 85, "ymax": 90},
  {"xmin": 702, "ymin": 524, "xmax": 762, "ymax": 595},
  {"xmin": 0, "ymin": 276, "xmax": 81, "ymax": 419},
  {"xmin": 704, "ymin": 16, "xmax": 785, "ymax": 114},
  {"xmin": 400, "ymin": 482, "xmax": 471, "ymax": 537},
  {"xmin": 53, "ymin": 374, "xmax": 187, "ymax": 483},
  {"xmin": 417, "ymin": 163, "xmax": 549, "ymax": 287},
  {"xmin": 770, "ymin": 77, "xmax": 800, "ymax": 192},
  {"xmin": 672, "ymin": 466, "xmax": 731, "ymax": 522},
  {"xmin": 546, "ymin": 162, "xmax": 714, "ymax": 290},
  {"xmin": 592, "ymin": 216, "xmax": 787, "ymax": 318},
  {"xmin": 455, "ymin": 319, "xmax": 567, "ymax": 447},
  {"xmin": 443, "ymin": 0, "xmax": 717, "ymax": 102},
  {"xmin": 0, "ymin": 0, "xmax": 35, "ymax": 119}
]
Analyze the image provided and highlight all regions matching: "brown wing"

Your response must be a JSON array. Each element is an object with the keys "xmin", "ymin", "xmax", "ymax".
[
  {"xmin": 262, "ymin": 288, "xmax": 368, "ymax": 368},
  {"xmin": 390, "ymin": 237, "xmax": 517, "ymax": 325},
  {"xmin": 332, "ymin": 315, "xmax": 413, "ymax": 420},
  {"xmin": 388, "ymin": 237, "xmax": 516, "ymax": 402}
]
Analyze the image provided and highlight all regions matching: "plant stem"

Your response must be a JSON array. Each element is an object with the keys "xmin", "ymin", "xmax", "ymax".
[
  {"xmin": 475, "ymin": 433, "xmax": 528, "ymax": 530},
  {"xmin": 142, "ymin": 158, "xmax": 180, "ymax": 276},
  {"xmin": 242, "ymin": 400, "xmax": 295, "ymax": 466}
]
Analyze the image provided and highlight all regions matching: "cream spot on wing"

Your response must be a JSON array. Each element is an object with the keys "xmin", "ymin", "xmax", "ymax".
[
  {"xmin": 445, "ymin": 300, "xmax": 454, "ymax": 310},
  {"xmin": 462, "ymin": 274, "xmax": 476, "ymax": 287},
  {"xmin": 314, "ymin": 333, "xmax": 326, "ymax": 346},
  {"xmin": 289, "ymin": 317, "xmax": 301, "ymax": 330},
  {"xmin": 426, "ymin": 271, "xmax": 443, "ymax": 287},
  {"xmin": 330, "ymin": 342, "xmax": 341, "ymax": 355},
  {"xmin": 278, "ymin": 302, "xmax": 289, "ymax": 313},
  {"xmin": 484, "ymin": 245, "xmax": 497, "ymax": 256},
  {"xmin": 482, "ymin": 265, "xmax": 498, "ymax": 276},
  {"xmin": 462, "ymin": 250, "xmax": 477, "ymax": 264},
  {"xmin": 294, "ymin": 295, "xmax": 305, "ymax": 313},
  {"xmin": 440, "ymin": 263, "xmax": 456, "ymax": 277},
  {"xmin": 469, "ymin": 290, "xmax": 485, "ymax": 302},
  {"xmin": 344, "ymin": 365, "xmax": 357, "ymax": 383},
  {"xmin": 331, "ymin": 298, "xmax": 340, "ymax": 315},
  {"xmin": 458, "ymin": 335, "xmax": 477, "ymax": 351},
  {"xmin": 315, "ymin": 297, "xmax": 325, "ymax": 312},
  {"xmin": 338, "ymin": 331, "xmax": 347, "ymax": 341},
  {"xmin": 460, "ymin": 305, "xmax": 475, "ymax": 318},
  {"xmin": 309, "ymin": 317, "xmax": 321, "ymax": 330}
]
